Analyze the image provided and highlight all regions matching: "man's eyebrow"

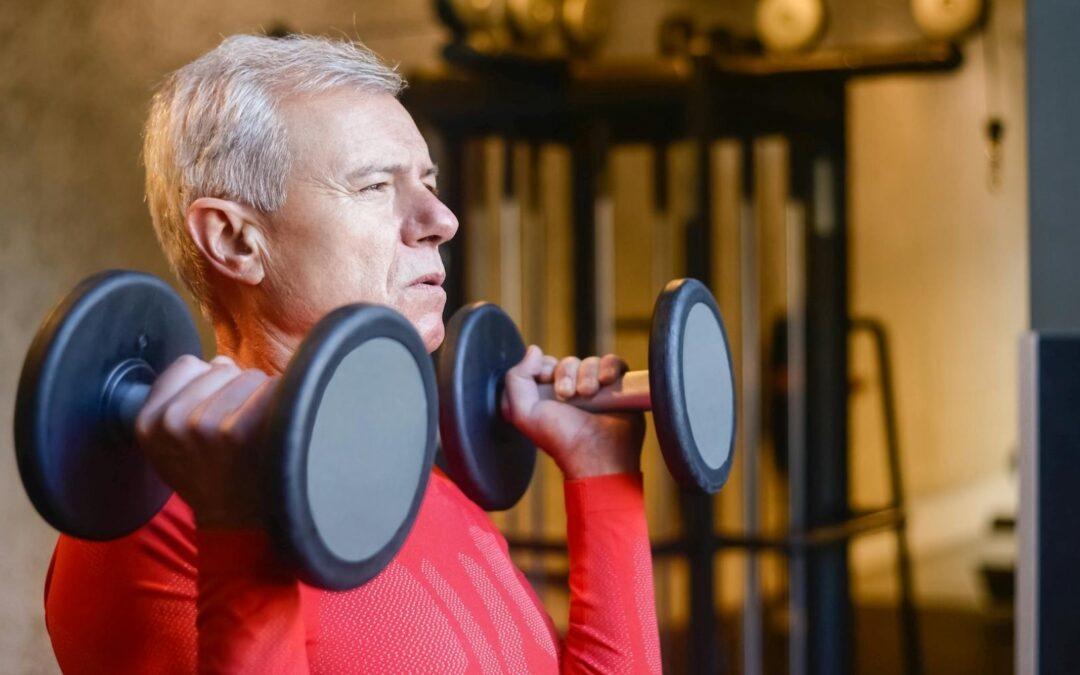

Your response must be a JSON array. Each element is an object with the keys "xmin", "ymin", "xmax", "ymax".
[{"xmin": 345, "ymin": 163, "xmax": 439, "ymax": 181}]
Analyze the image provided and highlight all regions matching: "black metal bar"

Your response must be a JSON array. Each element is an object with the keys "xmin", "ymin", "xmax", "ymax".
[
  {"xmin": 570, "ymin": 123, "xmax": 607, "ymax": 355},
  {"xmin": 681, "ymin": 54, "xmax": 720, "ymax": 675},
  {"xmin": 507, "ymin": 506, "xmax": 905, "ymax": 556},
  {"xmin": 803, "ymin": 108, "xmax": 852, "ymax": 675},
  {"xmin": 851, "ymin": 318, "xmax": 924, "ymax": 675},
  {"xmin": 787, "ymin": 134, "xmax": 813, "ymax": 675}
]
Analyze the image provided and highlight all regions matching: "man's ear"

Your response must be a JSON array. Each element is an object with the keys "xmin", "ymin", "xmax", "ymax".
[{"xmin": 185, "ymin": 197, "xmax": 267, "ymax": 286}]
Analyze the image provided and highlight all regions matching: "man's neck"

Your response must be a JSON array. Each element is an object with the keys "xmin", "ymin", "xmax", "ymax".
[{"xmin": 212, "ymin": 311, "xmax": 298, "ymax": 375}]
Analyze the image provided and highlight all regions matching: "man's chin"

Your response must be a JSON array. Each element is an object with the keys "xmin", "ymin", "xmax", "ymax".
[
  {"xmin": 421, "ymin": 320, "xmax": 445, "ymax": 354},
  {"xmin": 407, "ymin": 310, "xmax": 445, "ymax": 353}
]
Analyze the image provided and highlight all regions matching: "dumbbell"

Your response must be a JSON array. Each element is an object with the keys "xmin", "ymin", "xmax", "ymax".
[
  {"xmin": 14, "ymin": 270, "xmax": 437, "ymax": 590},
  {"xmin": 438, "ymin": 278, "xmax": 736, "ymax": 510}
]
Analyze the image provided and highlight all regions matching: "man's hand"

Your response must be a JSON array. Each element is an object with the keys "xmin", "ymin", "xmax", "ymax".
[
  {"xmin": 502, "ymin": 346, "xmax": 645, "ymax": 480},
  {"xmin": 134, "ymin": 354, "xmax": 279, "ymax": 530}
]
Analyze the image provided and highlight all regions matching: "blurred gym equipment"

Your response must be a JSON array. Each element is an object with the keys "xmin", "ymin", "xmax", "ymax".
[
  {"xmin": 408, "ymin": 12, "xmax": 961, "ymax": 673},
  {"xmin": 755, "ymin": 0, "xmax": 828, "ymax": 53},
  {"xmin": 911, "ymin": 0, "xmax": 985, "ymax": 41}
]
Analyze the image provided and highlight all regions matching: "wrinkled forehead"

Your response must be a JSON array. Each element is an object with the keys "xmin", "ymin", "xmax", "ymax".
[{"xmin": 279, "ymin": 89, "xmax": 430, "ymax": 177}]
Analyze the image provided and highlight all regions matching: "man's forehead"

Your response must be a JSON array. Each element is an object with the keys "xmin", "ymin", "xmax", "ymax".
[{"xmin": 282, "ymin": 89, "xmax": 429, "ymax": 169}]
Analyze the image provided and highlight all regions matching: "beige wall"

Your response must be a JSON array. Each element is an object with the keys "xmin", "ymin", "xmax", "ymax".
[
  {"xmin": 0, "ymin": 0, "xmax": 1027, "ymax": 670},
  {"xmin": 840, "ymin": 0, "xmax": 1027, "ymax": 601}
]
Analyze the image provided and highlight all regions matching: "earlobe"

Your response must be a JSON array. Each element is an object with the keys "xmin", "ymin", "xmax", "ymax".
[{"xmin": 185, "ymin": 197, "xmax": 266, "ymax": 286}]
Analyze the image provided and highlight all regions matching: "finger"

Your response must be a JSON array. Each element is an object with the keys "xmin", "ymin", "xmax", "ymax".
[
  {"xmin": 598, "ymin": 354, "xmax": 629, "ymax": 386},
  {"xmin": 156, "ymin": 362, "xmax": 244, "ymax": 441},
  {"xmin": 503, "ymin": 346, "xmax": 546, "ymax": 421},
  {"xmin": 553, "ymin": 357, "xmax": 581, "ymax": 400},
  {"xmin": 537, "ymin": 355, "xmax": 559, "ymax": 383},
  {"xmin": 506, "ymin": 345, "xmax": 546, "ymax": 380},
  {"xmin": 576, "ymin": 356, "xmax": 602, "ymax": 397},
  {"xmin": 220, "ymin": 375, "xmax": 281, "ymax": 446},
  {"xmin": 136, "ymin": 355, "xmax": 212, "ymax": 438},
  {"xmin": 189, "ymin": 370, "xmax": 271, "ymax": 440}
]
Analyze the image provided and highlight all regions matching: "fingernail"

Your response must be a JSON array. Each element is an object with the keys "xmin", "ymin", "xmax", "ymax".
[{"xmin": 558, "ymin": 377, "xmax": 573, "ymax": 395}]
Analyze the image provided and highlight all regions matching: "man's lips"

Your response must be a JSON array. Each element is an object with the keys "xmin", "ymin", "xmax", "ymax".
[{"xmin": 407, "ymin": 271, "xmax": 446, "ymax": 287}]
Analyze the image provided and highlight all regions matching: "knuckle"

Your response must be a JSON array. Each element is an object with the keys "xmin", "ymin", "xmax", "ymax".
[
  {"xmin": 134, "ymin": 417, "xmax": 154, "ymax": 444},
  {"xmin": 174, "ymin": 354, "xmax": 205, "ymax": 370},
  {"xmin": 222, "ymin": 407, "xmax": 258, "ymax": 446},
  {"xmin": 242, "ymin": 368, "xmax": 269, "ymax": 383},
  {"xmin": 161, "ymin": 406, "xmax": 193, "ymax": 441},
  {"xmin": 220, "ymin": 419, "xmax": 247, "ymax": 447},
  {"xmin": 188, "ymin": 410, "xmax": 218, "ymax": 442},
  {"xmin": 212, "ymin": 360, "xmax": 241, "ymax": 377},
  {"xmin": 558, "ymin": 359, "xmax": 580, "ymax": 377}
]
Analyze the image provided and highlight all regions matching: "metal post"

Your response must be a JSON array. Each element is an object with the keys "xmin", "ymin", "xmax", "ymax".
[
  {"xmin": 681, "ymin": 55, "xmax": 720, "ymax": 675},
  {"xmin": 570, "ymin": 124, "xmax": 608, "ymax": 356},
  {"xmin": 740, "ymin": 140, "xmax": 764, "ymax": 675},
  {"xmin": 785, "ymin": 192, "xmax": 809, "ymax": 675},
  {"xmin": 803, "ymin": 130, "xmax": 852, "ymax": 675}
]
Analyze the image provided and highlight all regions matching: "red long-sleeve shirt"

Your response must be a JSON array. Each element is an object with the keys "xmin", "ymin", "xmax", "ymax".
[{"xmin": 44, "ymin": 469, "xmax": 661, "ymax": 674}]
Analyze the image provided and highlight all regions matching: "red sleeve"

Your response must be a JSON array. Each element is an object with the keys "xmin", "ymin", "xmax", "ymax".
[
  {"xmin": 561, "ymin": 472, "xmax": 662, "ymax": 674},
  {"xmin": 45, "ymin": 499, "xmax": 200, "ymax": 674},
  {"xmin": 45, "ymin": 496, "xmax": 310, "ymax": 675},
  {"xmin": 196, "ymin": 529, "xmax": 309, "ymax": 674}
]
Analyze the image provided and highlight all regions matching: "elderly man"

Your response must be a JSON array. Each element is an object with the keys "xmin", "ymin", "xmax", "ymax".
[{"xmin": 44, "ymin": 34, "xmax": 660, "ymax": 673}]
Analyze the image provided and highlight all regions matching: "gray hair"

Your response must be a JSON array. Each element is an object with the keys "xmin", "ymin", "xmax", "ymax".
[{"xmin": 143, "ymin": 33, "xmax": 406, "ymax": 316}]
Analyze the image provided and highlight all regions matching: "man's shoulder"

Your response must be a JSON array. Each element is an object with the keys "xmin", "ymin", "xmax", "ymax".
[{"xmin": 50, "ymin": 494, "xmax": 198, "ymax": 588}]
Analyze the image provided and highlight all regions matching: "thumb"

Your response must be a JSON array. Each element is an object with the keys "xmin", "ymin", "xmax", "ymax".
[{"xmin": 502, "ymin": 345, "xmax": 545, "ymax": 423}]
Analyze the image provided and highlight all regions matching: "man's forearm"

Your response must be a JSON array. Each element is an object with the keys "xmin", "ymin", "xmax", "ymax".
[{"xmin": 561, "ymin": 472, "xmax": 662, "ymax": 675}]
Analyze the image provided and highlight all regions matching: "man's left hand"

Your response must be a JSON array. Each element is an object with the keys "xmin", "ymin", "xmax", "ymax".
[{"xmin": 501, "ymin": 346, "xmax": 646, "ymax": 480}]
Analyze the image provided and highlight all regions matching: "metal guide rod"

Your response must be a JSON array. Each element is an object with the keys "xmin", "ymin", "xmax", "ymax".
[
  {"xmin": 524, "ymin": 142, "xmax": 548, "ymax": 595},
  {"xmin": 805, "ymin": 148, "xmax": 852, "ymax": 675},
  {"xmin": 651, "ymin": 141, "xmax": 675, "ymax": 639},
  {"xmin": 786, "ymin": 199, "xmax": 809, "ymax": 675},
  {"xmin": 740, "ymin": 140, "xmax": 763, "ymax": 675},
  {"xmin": 683, "ymin": 55, "xmax": 720, "ymax": 675},
  {"xmin": 595, "ymin": 172, "xmax": 616, "ymax": 356},
  {"xmin": 500, "ymin": 139, "xmax": 524, "ymax": 325}
]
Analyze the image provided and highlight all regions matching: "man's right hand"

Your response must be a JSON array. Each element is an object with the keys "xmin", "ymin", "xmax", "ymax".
[{"xmin": 134, "ymin": 354, "xmax": 279, "ymax": 530}]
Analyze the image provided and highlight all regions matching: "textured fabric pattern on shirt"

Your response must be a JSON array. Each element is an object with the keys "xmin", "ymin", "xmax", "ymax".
[{"xmin": 44, "ymin": 471, "xmax": 660, "ymax": 674}]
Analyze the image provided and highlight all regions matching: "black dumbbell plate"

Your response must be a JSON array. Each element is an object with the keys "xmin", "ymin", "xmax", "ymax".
[
  {"xmin": 650, "ymin": 278, "xmax": 736, "ymax": 493},
  {"xmin": 267, "ymin": 304, "xmax": 438, "ymax": 590},
  {"xmin": 14, "ymin": 270, "xmax": 201, "ymax": 540},
  {"xmin": 438, "ymin": 302, "xmax": 536, "ymax": 511}
]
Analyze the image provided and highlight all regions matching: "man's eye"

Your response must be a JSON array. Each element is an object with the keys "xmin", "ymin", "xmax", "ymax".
[
  {"xmin": 426, "ymin": 183, "xmax": 439, "ymax": 196},
  {"xmin": 359, "ymin": 182, "xmax": 389, "ymax": 194}
]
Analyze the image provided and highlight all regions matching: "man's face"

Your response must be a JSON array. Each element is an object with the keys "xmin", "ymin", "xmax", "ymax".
[{"xmin": 260, "ymin": 89, "xmax": 457, "ymax": 352}]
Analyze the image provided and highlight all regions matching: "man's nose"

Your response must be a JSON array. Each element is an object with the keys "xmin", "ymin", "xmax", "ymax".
[{"xmin": 404, "ymin": 187, "xmax": 458, "ymax": 246}]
